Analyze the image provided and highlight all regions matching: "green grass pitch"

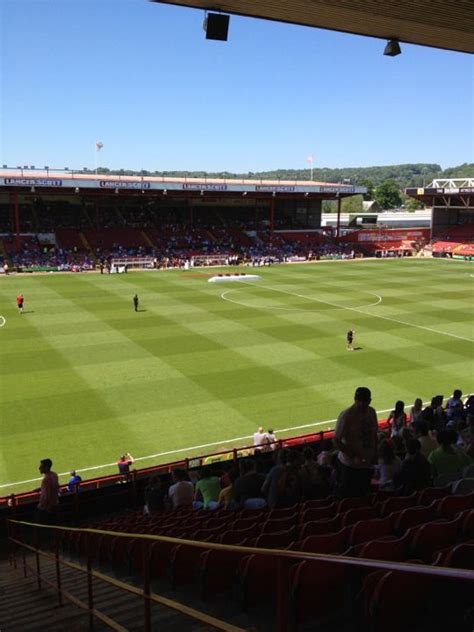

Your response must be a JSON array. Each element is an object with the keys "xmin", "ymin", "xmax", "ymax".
[{"xmin": 0, "ymin": 258, "xmax": 472, "ymax": 494}]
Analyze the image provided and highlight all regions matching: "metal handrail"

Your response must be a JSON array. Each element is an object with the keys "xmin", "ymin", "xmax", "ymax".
[
  {"xmin": 8, "ymin": 521, "xmax": 246, "ymax": 632},
  {"xmin": 9, "ymin": 519, "xmax": 474, "ymax": 580},
  {"xmin": 8, "ymin": 516, "xmax": 474, "ymax": 632}
]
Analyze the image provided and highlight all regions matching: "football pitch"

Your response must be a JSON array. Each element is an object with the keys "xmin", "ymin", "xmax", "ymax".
[{"xmin": 0, "ymin": 258, "xmax": 472, "ymax": 494}]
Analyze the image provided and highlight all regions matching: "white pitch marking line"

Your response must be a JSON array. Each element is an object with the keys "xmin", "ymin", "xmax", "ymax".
[
  {"xmin": 221, "ymin": 289, "xmax": 382, "ymax": 312},
  {"xmin": 241, "ymin": 282, "xmax": 473, "ymax": 343},
  {"xmin": 0, "ymin": 315, "xmax": 6, "ymax": 328},
  {"xmin": 3, "ymin": 396, "xmax": 473, "ymax": 491}
]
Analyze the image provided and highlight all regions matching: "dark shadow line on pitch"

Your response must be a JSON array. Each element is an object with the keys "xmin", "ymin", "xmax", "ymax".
[
  {"xmin": 21, "ymin": 310, "xmax": 35, "ymax": 314},
  {"xmin": 354, "ymin": 346, "xmax": 363, "ymax": 351},
  {"xmin": 135, "ymin": 309, "xmax": 147, "ymax": 312}
]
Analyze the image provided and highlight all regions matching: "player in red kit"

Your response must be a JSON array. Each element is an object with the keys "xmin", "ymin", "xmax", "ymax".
[{"xmin": 16, "ymin": 293, "xmax": 24, "ymax": 314}]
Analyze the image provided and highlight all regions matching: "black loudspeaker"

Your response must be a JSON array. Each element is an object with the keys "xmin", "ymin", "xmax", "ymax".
[{"xmin": 205, "ymin": 13, "xmax": 229, "ymax": 41}]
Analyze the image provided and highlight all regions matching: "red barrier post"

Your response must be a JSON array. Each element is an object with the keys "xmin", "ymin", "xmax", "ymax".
[
  {"xmin": 86, "ymin": 533, "xmax": 94, "ymax": 629},
  {"xmin": 34, "ymin": 525, "xmax": 42, "ymax": 590},
  {"xmin": 142, "ymin": 540, "xmax": 152, "ymax": 632},
  {"xmin": 55, "ymin": 530, "xmax": 63, "ymax": 607}
]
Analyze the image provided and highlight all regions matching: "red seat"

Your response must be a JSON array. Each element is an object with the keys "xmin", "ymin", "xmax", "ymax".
[
  {"xmin": 170, "ymin": 543, "xmax": 207, "ymax": 586},
  {"xmin": 353, "ymin": 536, "xmax": 408, "ymax": 562},
  {"xmin": 231, "ymin": 517, "xmax": 264, "ymax": 531},
  {"xmin": 201, "ymin": 517, "xmax": 229, "ymax": 530},
  {"xmin": 379, "ymin": 495, "xmax": 416, "ymax": 517},
  {"xmin": 260, "ymin": 516, "xmax": 297, "ymax": 534},
  {"xmin": 218, "ymin": 525, "xmax": 261, "ymax": 544},
  {"xmin": 253, "ymin": 529, "xmax": 296, "ymax": 549},
  {"xmin": 392, "ymin": 505, "xmax": 437, "ymax": 532},
  {"xmin": 238, "ymin": 554, "xmax": 281, "ymax": 607},
  {"xmin": 300, "ymin": 503, "xmax": 337, "ymax": 523},
  {"xmin": 301, "ymin": 497, "xmax": 333, "ymax": 510},
  {"xmin": 149, "ymin": 539, "xmax": 178, "ymax": 579},
  {"xmin": 266, "ymin": 505, "xmax": 299, "ymax": 519},
  {"xmin": 340, "ymin": 506, "xmax": 379, "ymax": 527},
  {"xmin": 190, "ymin": 526, "xmax": 225, "ymax": 541},
  {"xmin": 299, "ymin": 516, "xmax": 341, "ymax": 539},
  {"xmin": 349, "ymin": 517, "xmax": 392, "ymax": 546},
  {"xmin": 370, "ymin": 490, "xmax": 397, "ymax": 504},
  {"xmin": 435, "ymin": 493, "xmax": 474, "ymax": 518},
  {"xmin": 416, "ymin": 486, "xmax": 451, "ymax": 505},
  {"xmin": 368, "ymin": 569, "xmax": 432, "ymax": 632},
  {"xmin": 296, "ymin": 528, "xmax": 348, "ymax": 554},
  {"xmin": 289, "ymin": 559, "xmax": 347, "ymax": 629},
  {"xmin": 338, "ymin": 496, "xmax": 372, "ymax": 512},
  {"xmin": 410, "ymin": 516, "xmax": 462, "ymax": 562},
  {"xmin": 462, "ymin": 509, "xmax": 474, "ymax": 538},
  {"xmin": 199, "ymin": 548, "xmax": 248, "ymax": 598}
]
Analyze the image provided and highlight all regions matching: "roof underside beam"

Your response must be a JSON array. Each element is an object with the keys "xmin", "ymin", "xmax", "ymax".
[{"xmin": 150, "ymin": 0, "xmax": 474, "ymax": 54}]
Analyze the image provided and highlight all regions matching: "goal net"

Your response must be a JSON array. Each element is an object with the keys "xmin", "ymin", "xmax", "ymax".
[{"xmin": 110, "ymin": 257, "xmax": 155, "ymax": 270}]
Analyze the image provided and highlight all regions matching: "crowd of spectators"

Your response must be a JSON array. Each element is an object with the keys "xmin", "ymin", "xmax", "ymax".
[{"xmin": 33, "ymin": 387, "xmax": 473, "ymax": 527}]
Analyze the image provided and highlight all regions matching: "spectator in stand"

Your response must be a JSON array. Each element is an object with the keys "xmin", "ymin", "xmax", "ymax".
[
  {"xmin": 36, "ymin": 458, "xmax": 60, "ymax": 524},
  {"xmin": 253, "ymin": 426, "xmax": 267, "ymax": 452},
  {"xmin": 387, "ymin": 400, "xmax": 407, "ymax": 437},
  {"xmin": 194, "ymin": 466, "xmax": 221, "ymax": 510},
  {"xmin": 409, "ymin": 398, "xmax": 423, "ymax": 427},
  {"xmin": 464, "ymin": 395, "xmax": 474, "ymax": 417},
  {"xmin": 433, "ymin": 395, "xmax": 447, "ymax": 433},
  {"xmin": 273, "ymin": 450, "xmax": 304, "ymax": 508},
  {"xmin": 233, "ymin": 459, "xmax": 266, "ymax": 509},
  {"xmin": 262, "ymin": 449, "xmax": 289, "ymax": 508},
  {"xmin": 144, "ymin": 475, "xmax": 166, "ymax": 515},
  {"xmin": 117, "ymin": 452, "xmax": 134, "ymax": 482},
  {"xmin": 374, "ymin": 441, "xmax": 402, "ymax": 490},
  {"xmin": 217, "ymin": 468, "xmax": 239, "ymax": 509},
  {"xmin": 391, "ymin": 434, "xmax": 407, "ymax": 461},
  {"xmin": 414, "ymin": 421, "xmax": 438, "ymax": 459},
  {"xmin": 300, "ymin": 447, "xmax": 330, "ymax": 499},
  {"xmin": 421, "ymin": 397, "xmax": 437, "ymax": 431},
  {"xmin": 168, "ymin": 469, "xmax": 194, "ymax": 510},
  {"xmin": 67, "ymin": 470, "xmax": 82, "ymax": 493},
  {"xmin": 333, "ymin": 387, "xmax": 378, "ymax": 498},
  {"xmin": 428, "ymin": 429, "xmax": 473, "ymax": 480},
  {"xmin": 263, "ymin": 428, "xmax": 277, "ymax": 451},
  {"xmin": 446, "ymin": 389, "xmax": 463, "ymax": 417},
  {"xmin": 393, "ymin": 439, "xmax": 432, "ymax": 495},
  {"xmin": 460, "ymin": 415, "xmax": 474, "ymax": 459}
]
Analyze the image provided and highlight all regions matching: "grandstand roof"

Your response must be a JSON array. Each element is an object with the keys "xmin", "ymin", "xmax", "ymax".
[
  {"xmin": 406, "ymin": 178, "xmax": 474, "ymax": 209},
  {"xmin": 151, "ymin": 0, "xmax": 474, "ymax": 54},
  {"xmin": 0, "ymin": 169, "xmax": 365, "ymax": 198}
]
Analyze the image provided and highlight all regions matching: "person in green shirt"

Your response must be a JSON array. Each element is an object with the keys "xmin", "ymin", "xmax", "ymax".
[
  {"xmin": 194, "ymin": 466, "xmax": 221, "ymax": 509},
  {"xmin": 428, "ymin": 429, "xmax": 472, "ymax": 479}
]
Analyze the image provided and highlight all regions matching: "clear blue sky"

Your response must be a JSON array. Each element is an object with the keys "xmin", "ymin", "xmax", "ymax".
[{"xmin": 1, "ymin": 0, "xmax": 473, "ymax": 172}]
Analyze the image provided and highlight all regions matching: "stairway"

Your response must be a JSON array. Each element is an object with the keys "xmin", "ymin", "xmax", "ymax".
[{"xmin": 0, "ymin": 549, "xmax": 246, "ymax": 631}]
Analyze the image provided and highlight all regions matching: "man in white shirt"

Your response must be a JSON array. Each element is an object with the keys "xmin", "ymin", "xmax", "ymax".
[
  {"xmin": 168, "ymin": 469, "xmax": 194, "ymax": 509},
  {"xmin": 253, "ymin": 427, "xmax": 266, "ymax": 452}
]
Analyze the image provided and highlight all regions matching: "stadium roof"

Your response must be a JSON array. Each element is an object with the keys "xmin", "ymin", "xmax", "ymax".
[
  {"xmin": 151, "ymin": 0, "xmax": 474, "ymax": 54},
  {"xmin": 406, "ymin": 178, "xmax": 474, "ymax": 208},
  {"xmin": 0, "ymin": 169, "xmax": 365, "ymax": 198}
]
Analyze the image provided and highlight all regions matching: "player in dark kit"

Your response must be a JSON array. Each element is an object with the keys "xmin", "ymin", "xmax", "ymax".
[
  {"xmin": 16, "ymin": 293, "xmax": 24, "ymax": 314},
  {"xmin": 133, "ymin": 294, "xmax": 139, "ymax": 312},
  {"xmin": 346, "ymin": 328, "xmax": 355, "ymax": 351}
]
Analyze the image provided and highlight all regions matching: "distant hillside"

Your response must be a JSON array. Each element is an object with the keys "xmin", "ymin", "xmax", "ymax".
[{"xmin": 94, "ymin": 163, "xmax": 473, "ymax": 190}]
